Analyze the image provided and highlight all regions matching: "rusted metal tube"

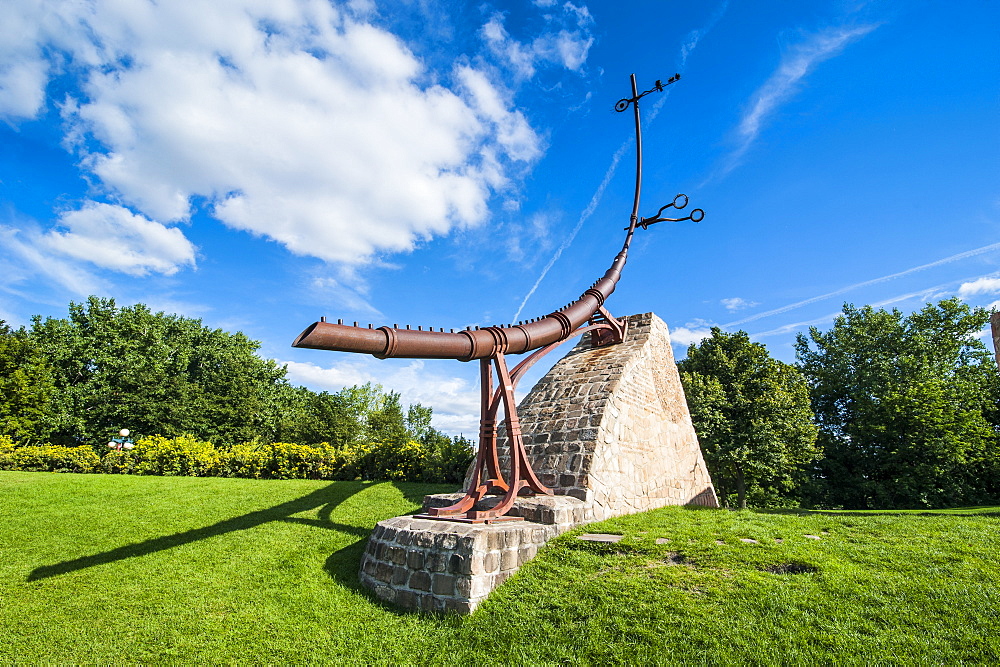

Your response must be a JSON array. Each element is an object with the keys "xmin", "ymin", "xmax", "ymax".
[
  {"xmin": 292, "ymin": 246, "xmax": 623, "ymax": 360},
  {"xmin": 291, "ymin": 221, "xmax": 631, "ymax": 360}
]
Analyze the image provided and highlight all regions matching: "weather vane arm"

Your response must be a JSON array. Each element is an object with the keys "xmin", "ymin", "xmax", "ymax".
[{"xmin": 629, "ymin": 73, "xmax": 643, "ymax": 236}]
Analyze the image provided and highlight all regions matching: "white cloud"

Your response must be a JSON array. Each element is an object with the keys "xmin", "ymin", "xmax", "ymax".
[
  {"xmin": 958, "ymin": 276, "xmax": 1000, "ymax": 297},
  {"xmin": 678, "ymin": 1, "xmax": 729, "ymax": 69},
  {"xmin": 669, "ymin": 324, "xmax": 714, "ymax": 347},
  {"xmin": 42, "ymin": 203, "xmax": 196, "ymax": 276},
  {"xmin": 456, "ymin": 66, "xmax": 542, "ymax": 163},
  {"xmin": 6, "ymin": 0, "xmax": 543, "ymax": 267},
  {"xmin": 0, "ymin": 2, "xmax": 67, "ymax": 120},
  {"xmin": 0, "ymin": 226, "xmax": 107, "ymax": 297},
  {"xmin": 309, "ymin": 273, "xmax": 381, "ymax": 316},
  {"xmin": 283, "ymin": 357, "xmax": 480, "ymax": 436},
  {"xmin": 0, "ymin": 300, "xmax": 23, "ymax": 328},
  {"xmin": 721, "ymin": 296, "xmax": 759, "ymax": 312},
  {"xmin": 724, "ymin": 23, "xmax": 878, "ymax": 172},
  {"xmin": 482, "ymin": 3, "xmax": 594, "ymax": 80}
]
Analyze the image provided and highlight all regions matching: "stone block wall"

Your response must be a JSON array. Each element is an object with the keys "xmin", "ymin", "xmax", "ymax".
[
  {"xmin": 359, "ymin": 512, "xmax": 569, "ymax": 614},
  {"xmin": 487, "ymin": 312, "xmax": 718, "ymax": 517}
]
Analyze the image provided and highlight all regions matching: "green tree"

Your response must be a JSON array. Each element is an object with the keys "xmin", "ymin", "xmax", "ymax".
[
  {"xmin": 273, "ymin": 383, "xmax": 411, "ymax": 448},
  {"xmin": 679, "ymin": 328, "xmax": 820, "ymax": 508},
  {"xmin": 364, "ymin": 388, "xmax": 410, "ymax": 446},
  {"xmin": 0, "ymin": 321, "xmax": 56, "ymax": 442},
  {"xmin": 31, "ymin": 297, "xmax": 287, "ymax": 446},
  {"xmin": 795, "ymin": 298, "xmax": 1000, "ymax": 509}
]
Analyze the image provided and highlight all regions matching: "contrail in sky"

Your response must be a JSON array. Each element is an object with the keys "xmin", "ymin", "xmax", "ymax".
[
  {"xmin": 725, "ymin": 24, "xmax": 878, "ymax": 173},
  {"xmin": 511, "ymin": 137, "xmax": 630, "ymax": 323},
  {"xmin": 748, "ymin": 272, "xmax": 988, "ymax": 338},
  {"xmin": 725, "ymin": 241, "xmax": 1000, "ymax": 327},
  {"xmin": 512, "ymin": 3, "xmax": 729, "ymax": 323}
]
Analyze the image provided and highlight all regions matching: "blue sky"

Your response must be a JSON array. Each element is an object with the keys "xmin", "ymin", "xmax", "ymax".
[{"xmin": 1, "ymin": 0, "xmax": 998, "ymax": 435}]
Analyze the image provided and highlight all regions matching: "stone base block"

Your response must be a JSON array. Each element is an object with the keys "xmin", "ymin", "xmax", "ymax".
[
  {"xmin": 359, "ymin": 495, "xmax": 590, "ymax": 614},
  {"xmin": 479, "ymin": 312, "xmax": 719, "ymax": 515}
]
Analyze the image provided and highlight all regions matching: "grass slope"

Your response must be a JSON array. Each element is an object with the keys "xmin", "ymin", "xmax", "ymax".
[{"xmin": 1, "ymin": 471, "xmax": 998, "ymax": 664}]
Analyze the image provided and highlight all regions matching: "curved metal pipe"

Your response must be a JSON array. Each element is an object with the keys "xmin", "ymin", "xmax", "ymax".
[
  {"xmin": 291, "ymin": 247, "xmax": 629, "ymax": 360},
  {"xmin": 292, "ymin": 74, "xmax": 646, "ymax": 361}
]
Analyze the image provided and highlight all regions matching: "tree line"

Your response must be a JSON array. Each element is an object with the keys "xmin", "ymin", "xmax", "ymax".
[
  {"xmin": 680, "ymin": 298, "xmax": 1000, "ymax": 510},
  {"xmin": 3, "ymin": 296, "xmax": 999, "ymax": 508},
  {"xmin": 0, "ymin": 297, "xmax": 471, "ymax": 479}
]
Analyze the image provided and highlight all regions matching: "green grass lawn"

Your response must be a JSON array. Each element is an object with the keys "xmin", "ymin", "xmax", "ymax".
[{"xmin": 2, "ymin": 471, "xmax": 998, "ymax": 664}]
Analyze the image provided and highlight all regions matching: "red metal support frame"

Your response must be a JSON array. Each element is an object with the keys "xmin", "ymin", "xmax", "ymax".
[
  {"xmin": 417, "ymin": 317, "xmax": 625, "ymax": 523},
  {"xmin": 293, "ymin": 73, "xmax": 704, "ymax": 522}
]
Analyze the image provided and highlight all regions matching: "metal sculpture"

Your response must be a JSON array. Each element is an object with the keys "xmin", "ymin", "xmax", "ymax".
[{"xmin": 293, "ymin": 74, "xmax": 704, "ymax": 522}]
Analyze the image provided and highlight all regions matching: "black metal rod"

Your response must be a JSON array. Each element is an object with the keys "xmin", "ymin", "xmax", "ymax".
[{"xmin": 630, "ymin": 73, "xmax": 643, "ymax": 232}]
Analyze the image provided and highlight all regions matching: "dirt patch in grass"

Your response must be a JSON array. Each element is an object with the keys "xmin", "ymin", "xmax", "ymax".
[
  {"xmin": 763, "ymin": 562, "xmax": 818, "ymax": 575},
  {"xmin": 639, "ymin": 552, "xmax": 698, "ymax": 572},
  {"xmin": 651, "ymin": 552, "xmax": 690, "ymax": 566}
]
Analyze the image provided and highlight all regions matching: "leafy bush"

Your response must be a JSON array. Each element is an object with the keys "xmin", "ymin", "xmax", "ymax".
[
  {"xmin": 423, "ymin": 436, "xmax": 474, "ymax": 484},
  {"xmin": 263, "ymin": 442, "xmax": 341, "ymax": 480},
  {"xmin": 0, "ymin": 430, "xmax": 472, "ymax": 484},
  {"xmin": 219, "ymin": 442, "xmax": 342, "ymax": 480},
  {"xmin": 100, "ymin": 448, "xmax": 139, "ymax": 475},
  {"xmin": 128, "ymin": 434, "xmax": 220, "ymax": 477},
  {"xmin": 217, "ymin": 442, "xmax": 270, "ymax": 479},
  {"xmin": 334, "ymin": 437, "xmax": 472, "ymax": 484},
  {"xmin": 369, "ymin": 439, "xmax": 429, "ymax": 481},
  {"xmin": 0, "ymin": 442, "xmax": 101, "ymax": 473}
]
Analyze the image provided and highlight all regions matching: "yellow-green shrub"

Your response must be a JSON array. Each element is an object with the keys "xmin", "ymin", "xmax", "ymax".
[
  {"xmin": 264, "ymin": 442, "xmax": 338, "ymax": 479},
  {"xmin": 333, "ymin": 438, "xmax": 472, "ymax": 483},
  {"xmin": 129, "ymin": 435, "xmax": 220, "ymax": 476},
  {"xmin": 218, "ymin": 442, "xmax": 271, "ymax": 479},
  {"xmin": 0, "ymin": 431, "xmax": 471, "ymax": 484},
  {"xmin": 218, "ymin": 442, "xmax": 343, "ymax": 479},
  {"xmin": 332, "ymin": 440, "xmax": 374, "ymax": 480},
  {"xmin": 100, "ymin": 447, "xmax": 138, "ymax": 474},
  {"xmin": 0, "ymin": 443, "xmax": 101, "ymax": 473},
  {"xmin": 370, "ymin": 440, "xmax": 429, "ymax": 481}
]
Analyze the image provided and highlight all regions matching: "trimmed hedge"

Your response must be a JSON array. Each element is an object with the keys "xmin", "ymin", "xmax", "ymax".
[
  {"xmin": 0, "ymin": 437, "xmax": 102, "ymax": 473},
  {"xmin": 0, "ymin": 434, "xmax": 472, "ymax": 484},
  {"xmin": 219, "ymin": 441, "xmax": 341, "ymax": 480}
]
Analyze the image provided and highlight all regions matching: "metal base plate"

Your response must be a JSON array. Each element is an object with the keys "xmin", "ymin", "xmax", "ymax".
[{"xmin": 412, "ymin": 513, "xmax": 526, "ymax": 524}]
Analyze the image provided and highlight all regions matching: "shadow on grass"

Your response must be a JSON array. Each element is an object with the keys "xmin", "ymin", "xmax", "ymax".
[
  {"xmin": 324, "ymin": 539, "xmax": 370, "ymax": 591},
  {"xmin": 323, "ymin": 482, "xmax": 456, "ymax": 606},
  {"xmin": 28, "ymin": 480, "xmax": 374, "ymax": 582},
  {"xmin": 391, "ymin": 481, "xmax": 447, "ymax": 507}
]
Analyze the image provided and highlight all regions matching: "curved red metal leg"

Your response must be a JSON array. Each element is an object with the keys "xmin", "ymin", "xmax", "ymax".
[
  {"xmin": 424, "ymin": 358, "xmax": 509, "ymax": 518},
  {"xmin": 422, "ymin": 318, "xmax": 625, "ymax": 523},
  {"xmin": 465, "ymin": 351, "xmax": 552, "ymax": 521}
]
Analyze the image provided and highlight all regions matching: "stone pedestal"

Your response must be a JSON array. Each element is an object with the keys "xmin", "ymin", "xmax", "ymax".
[
  {"xmin": 359, "ymin": 496, "xmax": 591, "ymax": 613},
  {"xmin": 359, "ymin": 312, "xmax": 717, "ymax": 613},
  {"xmin": 481, "ymin": 311, "xmax": 718, "ymax": 516}
]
